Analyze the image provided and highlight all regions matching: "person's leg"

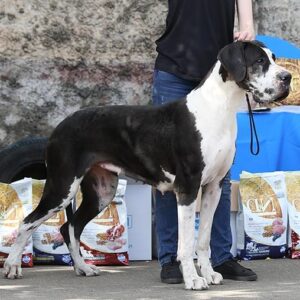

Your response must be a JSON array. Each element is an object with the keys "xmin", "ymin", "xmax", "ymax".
[
  {"xmin": 210, "ymin": 172, "xmax": 233, "ymax": 267},
  {"xmin": 211, "ymin": 172, "xmax": 257, "ymax": 281},
  {"xmin": 155, "ymin": 191, "xmax": 178, "ymax": 266},
  {"xmin": 153, "ymin": 71, "xmax": 256, "ymax": 282},
  {"xmin": 155, "ymin": 190, "xmax": 182, "ymax": 284},
  {"xmin": 152, "ymin": 70, "xmax": 197, "ymax": 283}
]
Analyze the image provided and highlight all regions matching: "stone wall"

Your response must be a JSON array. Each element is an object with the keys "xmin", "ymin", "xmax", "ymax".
[
  {"xmin": 0, "ymin": 0, "xmax": 299, "ymax": 148},
  {"xmin": 253, "ymin": 0, "xmax": 300, "ymax": 46}
]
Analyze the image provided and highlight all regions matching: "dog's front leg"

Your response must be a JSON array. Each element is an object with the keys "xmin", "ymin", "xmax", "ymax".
[
  {"xmin": 196, "ymin": 180, "xmax": 223, "ymax": 285},
  {"xmin": 177, "ymin": 193, "xmax": 209, "ymax": 290}
]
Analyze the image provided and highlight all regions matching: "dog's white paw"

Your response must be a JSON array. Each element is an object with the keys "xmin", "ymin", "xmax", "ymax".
[
  {"xmin": 3, "ymin": 260, "xmax": 23, "ymax": 279},
  {"xmin": 184, "ymin": 275, "xmax": 209, "ymax": 290},
  {"xmin": 200, "ymin": 266, "xmax": 223, "ymax": 285},
  {"xmin": 74, "ymin": 263, "xmax": 101, "ymax": 277},
  {"xmin": 204, "ymin": 271, "xmax": 223, "ymax": 285}
]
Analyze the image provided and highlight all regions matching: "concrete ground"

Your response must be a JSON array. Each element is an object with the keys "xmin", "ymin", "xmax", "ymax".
[{"xmin": 1, "ymin": 259, "xmax": 300, "ymax": 300}]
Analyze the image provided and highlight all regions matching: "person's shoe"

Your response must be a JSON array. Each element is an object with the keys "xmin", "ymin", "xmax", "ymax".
[
  {"xmin": 160, "ymin": 260, "xmax": 183, "ymax": 284},
  {"xmin": 213, "ymin": 259, "xmax": 257, "ymax": 281}
]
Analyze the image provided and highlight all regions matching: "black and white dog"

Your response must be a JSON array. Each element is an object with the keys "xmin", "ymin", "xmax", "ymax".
[{"xmin": 4, "ymin": 41, "xmax": 291, "ymax": 290}]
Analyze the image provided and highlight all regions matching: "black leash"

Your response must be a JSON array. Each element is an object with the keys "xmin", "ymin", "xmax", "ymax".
[
  {"xmin": 238, "ymin": 42, "xmax": 260, "ymax": 155},
  {"xmin": 246, "ymin": 93, "xmax": 260, "ymax": 155}
]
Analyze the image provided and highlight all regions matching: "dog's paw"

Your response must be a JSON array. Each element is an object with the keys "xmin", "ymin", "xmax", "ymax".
[
  {"xmin": 3, "ymin": 261, "xmax": 23, "ymax": 279},
  {"xmin": 200, "ymin": 267, "xmax": 223, "ymax": 285},
  {"xmin": 201, "ymin": 271, "xmax": 223, "ymax": 285},
  {"xmin": 74, "ymin": 263, "xmax": 101, "ymax": 277},
  {"xmin": 184, "ymin": 275, "xmax": 209, "ymax": 290}
]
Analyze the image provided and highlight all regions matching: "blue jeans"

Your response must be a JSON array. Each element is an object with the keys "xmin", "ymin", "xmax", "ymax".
[{"xmin": 152, "ymin": 70, "xmax": 233, "ymax": 267}]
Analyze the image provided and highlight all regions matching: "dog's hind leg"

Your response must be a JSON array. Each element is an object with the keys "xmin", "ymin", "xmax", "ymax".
[
  {"xmin": 3, "ymin": 176, "xmax": 82, "ymax": 279},
  {"xmin": 60, "ymin": 165, "xmax": 118, "ymax": 276},
  {"xmin": 196, "ymin": 179, "xmax": 223, "ymax": 285}
]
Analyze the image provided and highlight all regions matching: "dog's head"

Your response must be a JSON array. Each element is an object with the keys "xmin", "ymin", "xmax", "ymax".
[{"xmin": 218, "ymin": 41, "xmax": 291, "ymax": 103}]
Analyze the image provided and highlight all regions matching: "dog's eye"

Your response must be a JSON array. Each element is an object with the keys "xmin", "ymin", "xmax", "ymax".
[{"xmin": 256, "ymin": 58, "xmax": 265, "ymax": 64}]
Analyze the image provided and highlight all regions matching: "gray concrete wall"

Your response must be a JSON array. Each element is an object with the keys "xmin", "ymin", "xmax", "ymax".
[
  {"xmin": 253, "ymin": 0, "xmax": 300, "ymax": 46},
  {"xmin": 0, "ymin": 0, "xmax": 299, "ymax": 148}
]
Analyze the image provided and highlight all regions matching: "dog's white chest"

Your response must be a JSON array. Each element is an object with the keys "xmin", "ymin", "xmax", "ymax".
[
  {"xmin": 200, "ymin": 130, "xmax": 236, "ymax": 184},
  {"xmin": 186, "ymin": 85, "xmax": 239, "ymax": 185},
  {"xmin": 156, "ymin": 169, "xmax": 176, "ymax": 193}
]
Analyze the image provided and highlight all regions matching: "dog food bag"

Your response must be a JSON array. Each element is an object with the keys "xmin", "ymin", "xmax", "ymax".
[
  {"xmin": 32, "ymin": 180, "xmax": 73, "ymax": 265},
  {"xmin": 237, "ymin": 171, "xmax": 288, "ymax": 260},
  {"xmin": 78, "ymin": 179, "xmax": 129, "ymax": 266},
  {"xmin": 285, "ymin": 172, "xmax": 300, "ymax": 259},
  {"xmin": 0, "ymin": 178, "xmax": 33, "ymax": 267}
]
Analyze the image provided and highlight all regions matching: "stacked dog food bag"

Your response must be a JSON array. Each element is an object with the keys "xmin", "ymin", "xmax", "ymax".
[
  {"xmin": 285, "ymin": 171, "xmax": 300, "ymax": 258},
  {"xmin": 32, "ymin": 179, "xmax": 73, "ymax": 265},
  {"xmin": 77, "ymin": 179, "xmax": 129, "ymax": 265},
  {"xmin": 0, "ymin": 178, "xmax": 34, "ymax": 267},
  {"xmin": 32, "ymin": 179, "xmax": 129, "ymax": 266},
  {"xmin": 237, "ymin": 171, "xmax": 288, "ymax": 259}
]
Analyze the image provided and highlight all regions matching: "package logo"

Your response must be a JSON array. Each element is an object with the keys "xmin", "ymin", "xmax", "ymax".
[{"xmin": 22, "ymin": 255, "xmax": 31, "ymax": 264}]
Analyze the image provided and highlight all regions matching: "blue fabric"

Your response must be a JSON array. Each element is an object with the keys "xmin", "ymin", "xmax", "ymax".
[
  {"xmin": 256, "ymin": 35, "xmax": 300, "ymax": 59},
  {"xmin": 231, "ymin": 107, "xmax": 300, "ymax": 180},
  {"xmin": 152, "ymin": 70, "xmax": 233, "ymax": 267},
  {"xmin": 232, "ymin": 36, "xmax": 300, "ymax": 179}
]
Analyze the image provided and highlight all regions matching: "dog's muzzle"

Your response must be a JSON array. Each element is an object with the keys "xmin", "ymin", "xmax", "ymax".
[{"xmin": 275, "ymin": 71, "xmax": 292, "ymax": 101}]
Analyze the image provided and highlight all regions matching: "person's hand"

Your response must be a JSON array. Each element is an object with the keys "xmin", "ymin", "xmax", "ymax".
[
  {"xmin": 236, "ymin": 0, "xmax": 255, "ymax": 41},
  {"xmin": 234, "ymin": 29, "xmax": 255, "ymax": 41}
]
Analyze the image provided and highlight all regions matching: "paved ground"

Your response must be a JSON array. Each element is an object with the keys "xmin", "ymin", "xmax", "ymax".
[{"xmin": 1, "ymin": 259, "xmax": 300, "ymax": 300}]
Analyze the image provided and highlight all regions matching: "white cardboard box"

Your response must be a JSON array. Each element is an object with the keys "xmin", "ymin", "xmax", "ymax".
[
  {"xmin": 125, "ymin": 184, "xmax": 152, "ymax": 261},
  {"xmin": 124, "ymin": 182, "xmax": 237, "ymax": 261}
]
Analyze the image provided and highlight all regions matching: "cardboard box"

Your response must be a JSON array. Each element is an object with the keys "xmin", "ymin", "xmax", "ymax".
[
  {"xmin": 230, "ymin": 181, "xmax": 239, "ymax": 212},
  {"xmin": 125, "ymin": 184, "xmax": 152, "ymax": 261},
  {"xmin": 124, "ymin": 180, "xmax": 239, "ymax": 260},
  {"xmin": 230, "ymin": 181, "xmax": 240, "ymax": 256}
]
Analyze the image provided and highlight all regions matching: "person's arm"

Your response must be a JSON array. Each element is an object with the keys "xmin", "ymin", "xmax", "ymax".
[{"xmin": 234, "ymin": 0, "xmax": 255, "ymax": 41}]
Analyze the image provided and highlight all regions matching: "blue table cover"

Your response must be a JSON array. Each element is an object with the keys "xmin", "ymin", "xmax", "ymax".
[
  {"xmin": 231, "ymin": 106, "xmax": 300, "ymax": 180},
  {"xmin": 256, "ymin": 35, "xmax": 300, "ymax": 59}
]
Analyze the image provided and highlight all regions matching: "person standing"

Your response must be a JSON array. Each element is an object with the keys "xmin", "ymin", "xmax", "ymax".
[{"xmin": 152, "ymin": 0, "xmax": 257, "ymax": 284}]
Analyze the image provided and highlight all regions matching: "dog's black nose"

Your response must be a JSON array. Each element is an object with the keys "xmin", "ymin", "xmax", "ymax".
[{"xmin": 278, "ymin": 71, "xmax": 292, "ymax": 84}]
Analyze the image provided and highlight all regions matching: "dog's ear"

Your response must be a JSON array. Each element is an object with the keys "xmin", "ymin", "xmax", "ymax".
[{"xmin": 217, "ymin": 41, "xmax": 247, "ymax": 83}]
